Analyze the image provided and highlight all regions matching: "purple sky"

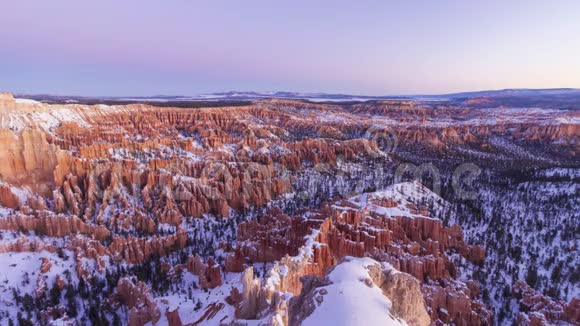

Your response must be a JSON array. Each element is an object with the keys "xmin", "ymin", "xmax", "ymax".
[{"xmin": 1, "ymin": 0, "xmax": 579, "ymax": 96}]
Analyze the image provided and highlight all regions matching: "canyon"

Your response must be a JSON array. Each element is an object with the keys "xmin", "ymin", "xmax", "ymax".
[{"xmin": 0, "ymin": 92, "xmax": 578, "ymax": 325}]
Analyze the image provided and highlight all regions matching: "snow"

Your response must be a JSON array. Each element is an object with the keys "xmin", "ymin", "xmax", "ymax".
[
  {"xmin": 0, "ymin": 101, "xmax": 125, "ymax": 132},
  {"xmin": 341, "ymin": 182, "xmax": 445, "ymax": 219},
  {"xmin": 536, "ymin": 167, "xmax": 580, "ymax": 179},
  {"xmin": 0, "ymin": 107, "xmax": 89, "ymax": 131},
  {"xmin": 49, "ymin": 317, "xmax": 74, "ymax": 325},
  {"xmin": 153, "ymin": 271, "xmax": 241, "ymax": 325},
  {"xmin": 0, "ymin": 207, "xmax": 12, "ymax": 217},
  {"xmin": 303, "ymin": 97, "xmax": 373, "ymax": 102},
  {"xmin": 450, "ymin": 167, "xmax": 580, "ymax": 322},
  {"xmin": 265, "ymin": 264, "xmax": 282, "ymax": 292},
  {"xmin": 555, "ymin": 116, "xmax": 580, "ymax": 124},
  {"xmin": 292, "ymin": 229, "xmax": 321, "ymax": 262},
  {"xmin": 302, "ymin": 257, "xmax": 405, "ymax": 326},
  {"xmin": 0, "ymin": 250, "xmax": 78, "ymax": 322},
  {"xmin": 14, "ymin": 98, "xmax": 41, "ymax": 105}
]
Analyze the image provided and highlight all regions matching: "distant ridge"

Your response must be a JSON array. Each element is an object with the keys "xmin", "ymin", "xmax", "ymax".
[{"xmin": 10, "ymin": 88, "xmax": 580, "ymax": 110}]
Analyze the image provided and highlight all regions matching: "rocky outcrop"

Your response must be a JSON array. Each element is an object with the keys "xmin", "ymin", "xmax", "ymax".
[
  {"xmin": 422, "ymin": 280, "xmax": 492, "ymax": 325},
  {"xmin": 0, "ymin": 183, "xmax": 22, "ymax": 208},
  {"xmin": 107, "ymin": 229, "xmax": 188, "ymax": 264},
  {"xmin": 0, "ymin": 236, "xmax": 55, "ymax": 253},
  {"xmin": 40, "ymin": 257, "xmax": 52, "ymax": 273},
  {"xmin": 232, "ymin": 208, "xmax": 325, "ymax": 265},
  {"xmin": 370, "ymin": 266, "xmax": 431, "ymax": 326},
  {"xmin": 0, "ymin": 92, "xmax": 18, "ymax": 111},
  {"xmin": 0, "ymin": 92, "xmax": 15, "ymax": 102},
  {"xmin": 287, "ymin": 275, "xmax": 332, "ymax": 326},
  {"xmin": 235, "ymin": 267, "xmax": 264, "ymax": 319},
  {"xmin": 0, "ymin": 211, "xmax": 110, "ymax": 239},
  {"xmin": 115, "ymin": 277, "xmax": 161, "ymax": 326},
  {"xmin": 165, "ymin": 307, "xmax": 183, "ymax": 326},
  {"xmin": 230, "ymin": 265, "xmax": 289, "ymax": 326},
  {"xmin": 185, "ymin": 255, "xmax": 223, "ymax": 289},
  {"xmin": 513, "ymin": 281, "xmax": 580, "ymax": 325},
  {"xmin": 69, "ymin": 231, "xmax": 187, "ymax": 279}
]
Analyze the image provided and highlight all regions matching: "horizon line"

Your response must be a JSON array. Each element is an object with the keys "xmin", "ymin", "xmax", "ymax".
[{"xmin": 6, "ymin": 87, "xmax": 580, "ymax": 99}]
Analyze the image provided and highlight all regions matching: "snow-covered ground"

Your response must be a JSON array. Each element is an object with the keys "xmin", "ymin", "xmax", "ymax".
[
  {"xmin": 449, "ymin": 167, "xmax": 580, "ymax": 323},
  {"xmin": 343, "ymin": 181, "xmax": 447, "ymax": 219},
  {"xmin": 0, "ymin": 250, "xmax": 78, "ymax": 322},
  {"xmin": 153, "ymin": 272, "xmax": 242, "ymax": 325},
  {"xmin": 302, "ymin": 257, "xmax": 405, "ymax": 326}
]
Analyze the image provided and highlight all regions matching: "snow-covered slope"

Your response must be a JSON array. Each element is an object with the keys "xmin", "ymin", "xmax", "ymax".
[
  {"xmin": 302, "ymin": 257, "xmax": 405, "ymax": 326},
  {"xmin": 344, "ymin": 181, "xmax": 447, "ymax": 219}
]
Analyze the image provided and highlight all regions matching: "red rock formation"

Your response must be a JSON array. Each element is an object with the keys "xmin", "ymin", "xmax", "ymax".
[
  {"xmin": 232, "ymin": 208, "xmax": 325, "ymax": 264},
  {"xmin": 0, "ymin": 184, "xmax": 22, "ymax": 208},
  {"xmin": 513, "ymin": 281, "xmax": 579, "ymax": 325},
  {"xmin": 234, "ymin": 267, "xmax": 264, "ymax": 319},
  {"xmin": 55, "ymin": 275, "xmax": 66, "ymax": 291},
  {"xmin": 0, "ymin": 237, "xmax": 56, "ymax": 253},
  {"xmin": 227, "ymin": 185, "xmax": 491, "ymax": 325},
  {"xmin": 40, "ymin": 257, "xmax": 52, "ymax": 273},
  {"xmin": 0, "ymin": 211, "xmax": 110, "ymax": 239},
  {"xmin": 165, "ymin": 307, "xmax": 183, "ymax": 326},
  {"xmin": 0, "ymin": 129, "xmax": 62, "ymax": 195},
  {"xmin": 115, "ymin": 277, "xmax": 161, "ymax": 326},
  {"xmin": 107, "ymin": 229, "xmax": 187, "ymax": 264},
  {"xmin": 68, "ymin": 231, "xmax": 187, "ymax": 279},
  {"xmin": 186, "ymin": 255, "xmax": 223, "ymax": 289}
]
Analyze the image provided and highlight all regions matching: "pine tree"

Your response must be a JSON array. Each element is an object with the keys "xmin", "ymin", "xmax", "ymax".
[
  {"xmin": 195, "ymin": 299, "xmax": 202, "ymax": 311},
  {"xmin": 65, "ymin": 284, "xmax": 78, "ymax": 317},
  {"xmin": 49, "ymin": 282, "xmax": 61, "ymax": 306},
  {"xmin": 526, "ymin": 266, "xmax": 539, "ymax": 288},
  {"xmin": 22, "ymin": 294, "xmax": 34, "ymax": 313}
]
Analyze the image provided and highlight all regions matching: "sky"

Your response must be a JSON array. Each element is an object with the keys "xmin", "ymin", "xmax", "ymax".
[{"xmin": 1, "ymin": 0, "xmax": 580, "ymax": 96}]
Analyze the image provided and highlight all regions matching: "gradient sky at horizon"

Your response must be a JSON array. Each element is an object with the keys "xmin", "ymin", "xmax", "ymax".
[{"xmin": 1, "ymin": 0, "xmax": 580, "ymax": 96}]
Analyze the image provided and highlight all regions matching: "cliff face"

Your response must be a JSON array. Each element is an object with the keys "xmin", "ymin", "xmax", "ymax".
[{"xmin": 0, "ymin": 129, "xmax": 62, "ymax": 194}]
